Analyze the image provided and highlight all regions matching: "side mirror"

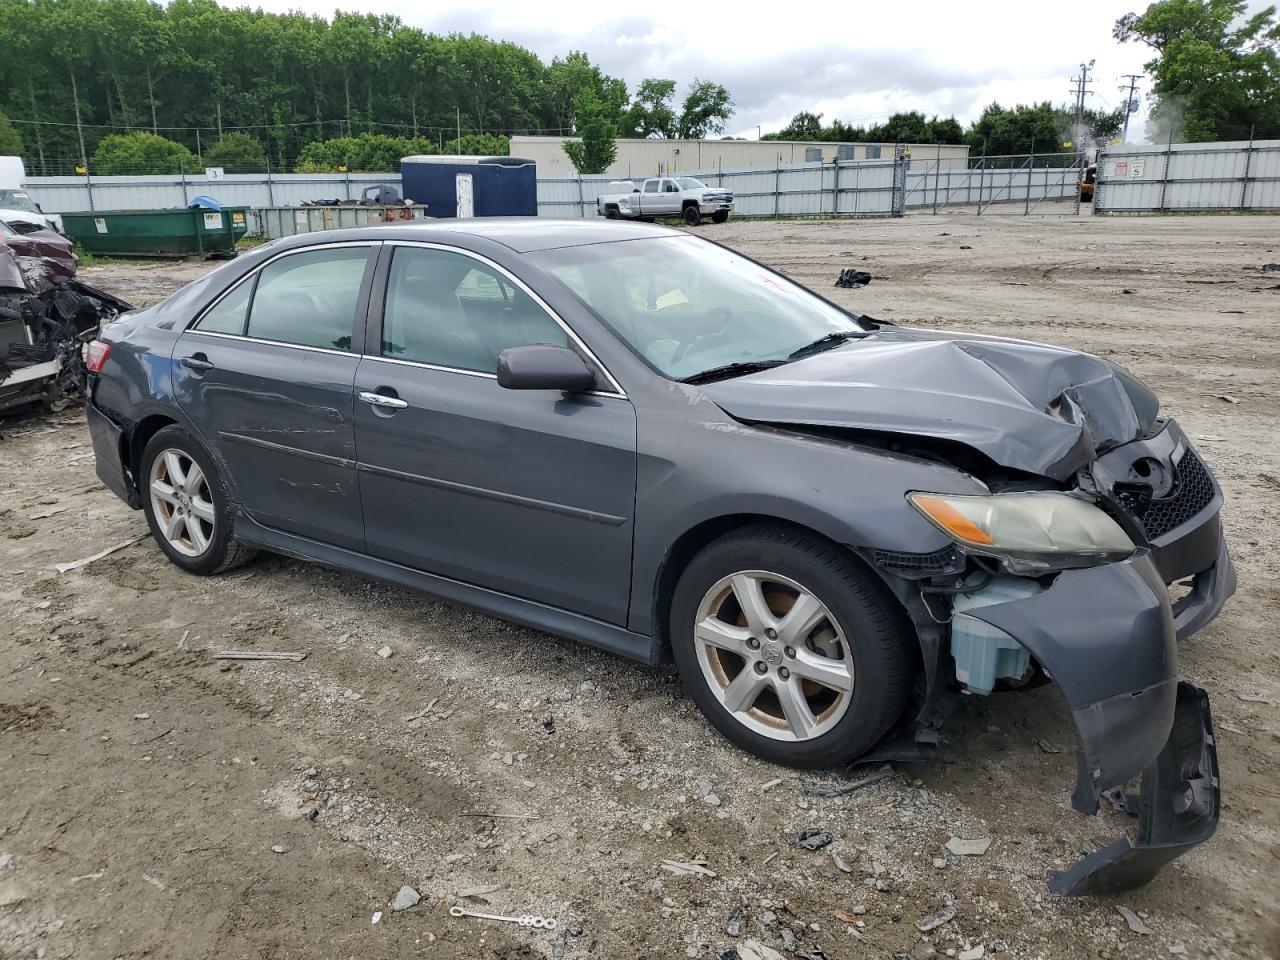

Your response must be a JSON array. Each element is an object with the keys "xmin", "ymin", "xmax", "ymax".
[{"xmin": 497, "ymin": 345, "xmax": 597, "ymax": 392}]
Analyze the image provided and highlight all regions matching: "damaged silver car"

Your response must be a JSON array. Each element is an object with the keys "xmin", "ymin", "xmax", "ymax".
[
  {"xmin": 83, "ymin": 220, "xmax": 1233, "ymax": 895},
  {"xmin": 0, "ymin": 219, "xmax": 132, "ymax": 414}
]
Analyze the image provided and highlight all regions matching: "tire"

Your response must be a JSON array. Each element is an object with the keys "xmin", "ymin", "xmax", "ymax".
[
  {"xmin": 670, "ymin": 524, "xmax": 913, "ymax": 768},
  {"xmin": 682, "ymin": 204, "xmax": 701, "ymax": 226},
  {"xmin": 711, "ymin": 210, "xmax": 729, "ymax": 224},
  {"xmin": 604, "ymin": 206, "xmax": 621, "ymax": 220},
  {"xmin": 140, "ymin": 424, "xmax": 256, "ymax": 575}
]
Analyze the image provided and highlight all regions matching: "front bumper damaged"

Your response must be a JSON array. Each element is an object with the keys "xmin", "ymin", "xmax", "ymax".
[{"xmin": 963, "ymin": 548, "xmax": 1227, "ymax": 895}]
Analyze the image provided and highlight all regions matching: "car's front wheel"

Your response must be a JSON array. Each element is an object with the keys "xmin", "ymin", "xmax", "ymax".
[
  {"xmin": 711, "ymin": 210, "xmax": 729, "ymax": 224},
  {"xmin": 141, "ymin": 425, "xmax": 256, "ymax": 575},
  {"xmin": 670, "ymin": 525, "xmax": 913, "ymax": 767},
  {"xmin": 683, "ymin": 204, "xmax": 702, "ymax": 226}
]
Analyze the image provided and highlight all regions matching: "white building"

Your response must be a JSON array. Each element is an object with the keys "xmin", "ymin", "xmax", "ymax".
[{"xmin": 510, "ymin": 136, "xmax": 971, "ymax": 177}]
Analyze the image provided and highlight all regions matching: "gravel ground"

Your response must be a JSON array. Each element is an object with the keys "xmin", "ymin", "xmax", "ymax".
[{"xmin": 1, "ymin": 213, "xmax": 1277, "ymax": 960}]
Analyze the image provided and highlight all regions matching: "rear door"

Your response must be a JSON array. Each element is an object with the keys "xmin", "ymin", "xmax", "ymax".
[
  {"xmin": 638, "ymin": 178, "xmax": 662, "ymax": 216},
  {"xmin": 172, "ymin": 242, "xmax": 376, "ymax": 551},
  {"xmin": 352, "ymin": 242, "xmax": 638, "ymax": 624}
]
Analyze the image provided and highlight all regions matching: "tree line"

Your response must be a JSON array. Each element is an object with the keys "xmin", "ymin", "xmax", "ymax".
[{"xmin": 0, "ymin": 0, "xmax": 734, "ymax": 175}]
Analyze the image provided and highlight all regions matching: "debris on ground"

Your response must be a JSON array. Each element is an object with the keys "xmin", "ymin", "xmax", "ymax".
[
  {"xmin": 1261, "ymin": 263, "xmax": 1280, "ymax": 272},
  {"xmin": 270, "ymin": 844, "xmax": 287, "ymax": 854},
  {"xmin": 661, "ymin": 858, "xmax": 717, "ymax": 877},
  {"xmin": 834, "ymin": 268, "xmax": 872, "ymax": 289},
  {"xmin": 958, "ymin": 946, "xmax": 985, "ymax": 960},
  {"xmin": 54, "ymin": 534, "xmax": 147, "ymax": 573},
  {"xmin": 945, "ymin": 836, "xmax": 991, "ymax": 856},
  {"xmin": 457, "ymin": 883, "xmax": 501, "ymax": 899},
  {"xmin": 1211, "ymin": 393, "xmax": 1241, "ymax": 404},
  {"xmin": 787, "ymin": 830, "xmax": 834, "ymax": 851},
  {"xmin": 371, "ymin": 911, "xmax": 382, "ymax": 924},
  {"xmin": 1237, "ymin": 692, "xmax": 1271, "ymax": 704},
  {"xmin": 376, "ymin": 645, "xmax": 394, "ymax": 659},
  {"xmin": 392, "ymin": 885, "xmax": 420, "ymax": 911},
  {"xmin": 1117, "ymin": 905, "xmax": 1152, "ymax": 935},
  {"xmin": 214, "ymin": 650, "xmax": 307, "ymax": 662},
  {"xmin": 831, "ymin": 850, "xmax": 853, "ymax": 873},
  {"xmin": 736, "ymin": 940, "xmax": 787, "ymax": 960},
  {"xmin": 1034, "ymin": 738, "xmax": 1062, "ymax": 754},
  {"xmin": 802, "ymin": 763, "xmax": 894, "ymax": 797},
  {"xmin": 1, "ymin": 222, "xmax": 132, "ymax": 415},
  {"xmin": 916, "ymin": 899, "xmax": 957, "ymax": 932}
]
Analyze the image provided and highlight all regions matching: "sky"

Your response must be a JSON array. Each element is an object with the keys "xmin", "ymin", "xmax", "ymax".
[{"xmin": 234, "ymin": 1, "xmax": 1183, "ymax": 141}]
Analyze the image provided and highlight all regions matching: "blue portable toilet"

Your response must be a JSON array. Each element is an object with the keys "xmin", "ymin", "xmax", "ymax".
[{"xmin": 400, "ymin": 155, "xmax": 537, "ymax": 218}]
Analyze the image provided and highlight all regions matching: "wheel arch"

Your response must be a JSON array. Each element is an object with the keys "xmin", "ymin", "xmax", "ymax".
[
  {"xmin": 649, "ymin": 513, "xmax": 918, "ymax": 663},
  {"xmin": 125, "ymin": 412, "xmax": 181, "ymax": 499}
]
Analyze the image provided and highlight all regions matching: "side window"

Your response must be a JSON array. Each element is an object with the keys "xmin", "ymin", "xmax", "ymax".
[
  {"xmin": 382, "ymin": 247, "xmax": 568, "ymax": 374},
  {"xmin": 197, "ymin": 278, "xmax": 253, "ymax": 335},
  {"xmin": 643, "ymin": 180, "xmax": 659, "ymax": 194},
  {"xmin": 245, "ymin": 247, "xmax": 369, "ymax": 351}
]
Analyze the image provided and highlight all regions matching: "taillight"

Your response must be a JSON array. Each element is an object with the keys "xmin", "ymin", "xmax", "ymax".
[{"xmin": 84, "ymin": 339, "xmax": 111, "ymax": 373}]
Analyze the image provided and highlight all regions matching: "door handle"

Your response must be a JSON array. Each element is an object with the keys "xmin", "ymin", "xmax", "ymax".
[
  {"xmin": 181, "ymin": 354, "xmax": 214, "ymax": 372},
  {"xmin": 358, "ymin": 390, "xmax": 408, "ymax": 410}
]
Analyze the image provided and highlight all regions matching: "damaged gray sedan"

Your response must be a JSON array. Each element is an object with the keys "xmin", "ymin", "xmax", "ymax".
[{"xmin": 83, "ymin": 220, "xmax": 1232, "ymax": 894}]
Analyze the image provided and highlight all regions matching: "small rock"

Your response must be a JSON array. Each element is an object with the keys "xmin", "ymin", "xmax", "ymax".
[
  {"xmin": 958, "ymin": 947, "xmax": 984, "ymax": 960},
  {"xmin": 550, "ymin": 689, "xmax": 572, "ymax": 703},
  {"xmin": 704, "ymin": 793, "xmax": 722, "ymax": 807},
  {"xmin": 726, "ymin": 907, "xmax": 743, "ymax": 937},
  {"xmin": 376, "ymin": 645, "xmax": 393, "ymax": 659},
  {"xmin": 1168, "ymin": 946, "xmax": 1186, "ymax": 956},
  {"xmin": 945, "ymin": 836, "xmax": 991, "ymax": 856},
  {"xmin": 1117, "ymin": 905, "xmax": 1152, "ymax": 935},
  {"xmin": 694, "ymin": 777, "xmax": 713, "ymax": 798},
  {"xmin": 270, "ymin": 844, "xmax": 287, "ymax": 854},
  {"xmin": 133, "ymin": 713, "xmax": 150, "ymax": 720},
  {"xmin": 932, "ymin": 858, "xmax": 948, "ymax": 869},
  {"xmin": 0, "ymin": 853, "xmax": 12, "ymax": 871},
  {"xmin": 371, "ymin": 911, "xmax": 382, "ymax": 924},
  {"xmin": 736, "ymin": 940, "xmax": 786, "ymax": 960},
  {"xmin": 916, "ymin": 900, "xmax": 956, "ymax": 932},
  {"xmin": 788, "ymin": 829, "xmax": 834, "ymax": 851},
  {"xmin": 851, "ymin": 904, "xmax": 867, "ymax": 915},
  {"xmin": 915, "ymin": 945, "xmax": 938, "ymax": 960},
  {"xmin": 1122, "ymin": 288, "xmax": 1136, "ymax": 295},
  {"xmin": 392, "ymin": 885, "xmax": 420, "ymax": 911},
  {"xmin": 832, "ymin": 851, "xmax": 853, "ymax": 873}
]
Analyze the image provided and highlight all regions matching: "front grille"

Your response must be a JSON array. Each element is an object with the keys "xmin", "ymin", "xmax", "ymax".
[{"xmin": 1139, "ymin": 449, "xmax": 1215, "ymax": 540}]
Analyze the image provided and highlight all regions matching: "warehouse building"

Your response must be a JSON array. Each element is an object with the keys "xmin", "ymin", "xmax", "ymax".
[{"xmin": 510, "ymin": 136, "xmax": 971, "ymax": 177}]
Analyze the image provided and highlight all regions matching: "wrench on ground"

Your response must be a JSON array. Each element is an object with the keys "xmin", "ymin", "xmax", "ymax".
[{"xmin": 448, "ymin": 905, "xmax": 557, "ymax": 930}]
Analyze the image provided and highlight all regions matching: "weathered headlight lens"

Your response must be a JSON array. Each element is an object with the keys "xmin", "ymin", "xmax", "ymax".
[{"xmin": 908, "ymin": 491, "xmax": 1135, "ymax": 573}]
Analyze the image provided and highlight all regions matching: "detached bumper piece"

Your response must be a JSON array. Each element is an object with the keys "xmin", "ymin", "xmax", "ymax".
[{"xmin": 1048, "ymin": 682, "xmax": 1220, "ymax": 896}]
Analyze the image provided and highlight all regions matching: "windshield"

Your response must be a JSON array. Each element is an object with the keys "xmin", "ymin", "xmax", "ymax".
[
  {"xmin": 0, "ymin": 189, "xmax": 39, "ymax": 213},
  {"xmin": 531, "ymin": 235, "xmax": 863, "ymax": 381},
  {"xmin": 676, "ymin": 178, "xmax": 706, "ymax": 190}
]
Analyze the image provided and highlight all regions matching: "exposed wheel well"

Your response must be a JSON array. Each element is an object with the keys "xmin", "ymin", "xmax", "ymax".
[
  {"xmin": 681, "ymin": 198, "xmax": 699, "ymax": 209},
  {"xmin": 651, "ymin": 514, "xmax": 915, "ymax": 659}
]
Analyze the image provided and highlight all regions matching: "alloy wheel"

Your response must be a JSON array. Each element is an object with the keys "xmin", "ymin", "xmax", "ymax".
[
  {"xmin": 149, "ymin": 448, "xmax": 215, "ymax": 557},
  {"xmin": 693, "ymin": 570, "xmax": 854, "ymax": 741}
]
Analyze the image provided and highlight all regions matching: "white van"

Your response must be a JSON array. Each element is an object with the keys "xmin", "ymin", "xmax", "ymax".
[{"xmin": 0, "ymin": 156, "xmax": 61, "ymax": 233}]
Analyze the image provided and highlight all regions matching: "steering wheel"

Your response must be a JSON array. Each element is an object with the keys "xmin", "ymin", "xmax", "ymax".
[{"xmin": 670, "ymin": 306, "xmax": 732, "ymax": 366}]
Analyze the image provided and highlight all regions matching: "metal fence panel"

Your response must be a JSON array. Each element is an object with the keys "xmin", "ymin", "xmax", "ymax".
[{"xmin": 1095, "ymin": 140, "xmax": 1280, "ymax": 213}]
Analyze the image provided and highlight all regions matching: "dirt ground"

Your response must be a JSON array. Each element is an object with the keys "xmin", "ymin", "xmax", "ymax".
[{"xmin": 2, "ymin": 213, "xmax": 1277, "ymax": 960}]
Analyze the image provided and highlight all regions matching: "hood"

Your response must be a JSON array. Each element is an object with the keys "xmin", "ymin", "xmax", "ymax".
[
  {"xmin": 0, "ymin": 228, "xmax": 78, "ymax": 295},
  {"xmin": 700, "ymin": 328, "xmax": 1159, "ymax": 481}
]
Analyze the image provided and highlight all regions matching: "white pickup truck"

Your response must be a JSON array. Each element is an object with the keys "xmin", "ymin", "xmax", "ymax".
[{"xmin": 597, "ymin": 176, "xmax": 733, "ymax": 225}]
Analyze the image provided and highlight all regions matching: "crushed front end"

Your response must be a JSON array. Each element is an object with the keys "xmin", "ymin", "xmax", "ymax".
[
  {"xmin": 886, "ymin": 418, "xmax": 1232, "ymax": 895},
  {"xmin": 0, "ymin": 225, "xmax": 132, "ymax": 414}
]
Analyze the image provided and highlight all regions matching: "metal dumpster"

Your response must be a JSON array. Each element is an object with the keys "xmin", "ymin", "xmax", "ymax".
[
  {"xmin": 255, "ymin": 204, "xmax": 427, "ymax": 241},
  {"xmin": 60, "ymin": 207, "xmax": 249, "ymax": 259}
]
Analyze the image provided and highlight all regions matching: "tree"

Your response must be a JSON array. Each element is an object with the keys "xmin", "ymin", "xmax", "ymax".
[
  {"xmin": 0, "ymin": 111, "xmax": 23, "ymax": 157},
  {"xmin": 443, "ymin": 133, "xmax": 510, "ymax": 156},
  {"xmin": 623, "ymin": 79, "xmax": 678, "ymax": 138},
  {"xmin": 296, "ymin": 133, "xmax": 436, "ymax": 172},
  {"xmin": 563, "ymin": 95, "xmax": 617, "ymax": 173},
  {"xmin": 202, "ymin": 132, "xmax": 267, "ymax": 172},
  {"xmin": 1115, "ymin": 0, "xmax": 1280, "ymax": 141},
  {"xmin": 965, "ymin": 102, "xmax": 1072, "ymax": 155},
  {"xmin": 764, "ymin": 111, "xmax": 826, "ymax": 140},
  {"xmin": 91, "ymin": 131, "xmax": 198, "ymax": 174},
  {"xmin": 678, "ymin": 79, "xmax": 733, "ymax": 138}
]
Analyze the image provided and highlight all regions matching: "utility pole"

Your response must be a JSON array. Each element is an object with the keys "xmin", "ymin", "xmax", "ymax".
[
  {"xmin": 455, "ymin": 106, "xmax": 461, "ymax": 151},
  {"xmin": 1119, "ymin": 74, "xmax": 1143, "ymax": 144},
  {"xmin": 1069, "ymin": 60, "xmax": 1095, "ymax": 216}
]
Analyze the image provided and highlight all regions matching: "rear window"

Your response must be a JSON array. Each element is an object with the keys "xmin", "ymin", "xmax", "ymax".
[{"xmin": 245, "ymin": 247, "xmax": 369, "ymax": 351}]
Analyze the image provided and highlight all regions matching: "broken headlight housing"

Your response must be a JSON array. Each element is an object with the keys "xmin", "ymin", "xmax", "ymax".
[{"xmin": 908, "ymin": 491, "xmax": 1135, "ymax": 574}]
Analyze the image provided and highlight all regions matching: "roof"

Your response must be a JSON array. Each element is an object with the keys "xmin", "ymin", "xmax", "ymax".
[
  {"xmin": 268, "ymin": 218, "xmax": 678, "ymax": 255},
  {"xmin": 401, "ymin": 155, "xmax": 534, "ymax": 167}
]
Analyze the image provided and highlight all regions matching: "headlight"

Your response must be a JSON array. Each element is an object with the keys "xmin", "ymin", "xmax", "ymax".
[{"xmin": 908, "ymin": 491, "xmax": 1134, "ymax": 573}]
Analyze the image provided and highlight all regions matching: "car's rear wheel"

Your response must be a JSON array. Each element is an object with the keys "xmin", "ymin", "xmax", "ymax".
[
  {"xmin": 683, "ymin": 204, "xmax": 702, "ymax": 226},
  {"xmin": 141, "ymin": 425, "xmax": 256, "ymax": 575},
  {"xmin": 604, "ymin": 206, "xmax": 621, "ymax": 220},
  {"xmin": 670, "ymin": 525, "xmax": 913, "ymax": 767}
]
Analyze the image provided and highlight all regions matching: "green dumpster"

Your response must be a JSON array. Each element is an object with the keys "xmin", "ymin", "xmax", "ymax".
[{"xmin": 61, "ymin": 207, "xmax": 247, "ymax": 259}]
